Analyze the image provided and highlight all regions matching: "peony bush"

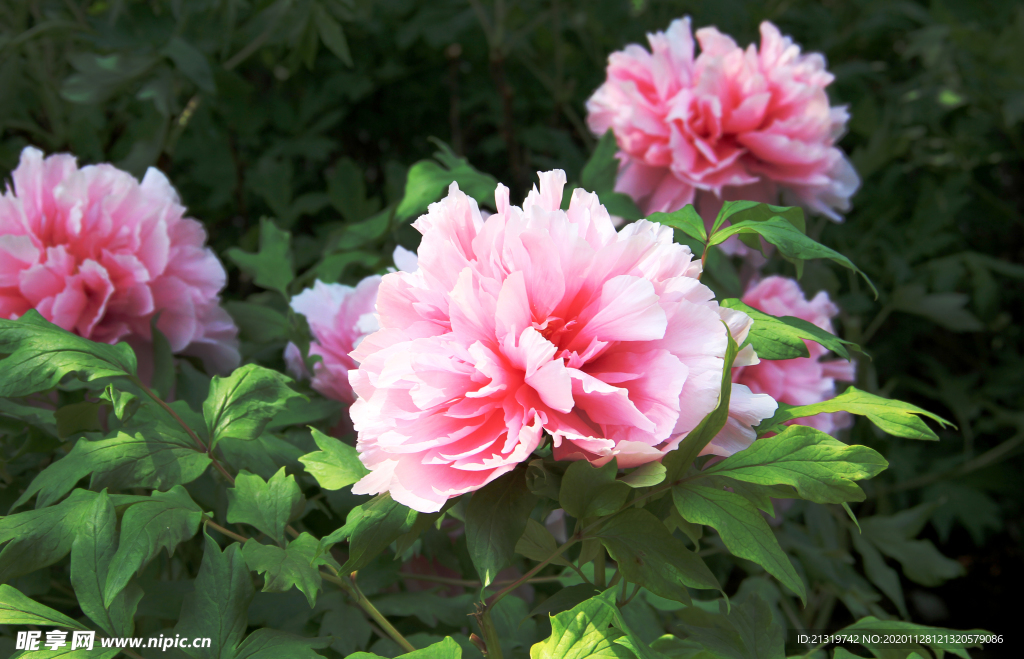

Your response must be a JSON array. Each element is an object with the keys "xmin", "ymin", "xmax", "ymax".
[{"xmin": 0, "ymin": 5, "xmax": 1007, "ymax": 659}]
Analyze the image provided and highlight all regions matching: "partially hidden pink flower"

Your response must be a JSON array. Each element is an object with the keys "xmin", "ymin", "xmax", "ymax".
[
  {"xmin": 286, "ymin": 246, "xmax": 418, "ymax": 403},
  {"xmin": 348, "ymin": 170, "xmax": 776, "ymax": 512},
  {"xmin": 586, "ymin": 18, "xmax": 859, "ymax": 222},
  {"xmin": 0, "ymin": 146, "xmax": 239, "ymax": 373},
  {"xmin": 733, "ymin": 276, "xmax": 855, "ymax": 434}
]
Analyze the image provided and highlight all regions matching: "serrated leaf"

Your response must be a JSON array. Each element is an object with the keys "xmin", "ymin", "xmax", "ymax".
[
  {"xmin": 672, "ymin": 484, "xmax": 805, "ymax": 602},
  {"xmin": 649, "ymin": 205, "xmax": 707, "ymax": 242},
  {"xmin": 203, "ymin": 364, "xmax": 305, "ymax": 449},
  {"xmin": 227, "ymin": 468, "xmax": 305, "ymax": 544},
  {"xmin": 860, "ymin": 503, "xmax": 965, "ymax": 587},
  {"xmin": 711, "ymin": 213, "xmax": 876, "ymax": 296},
  {"xmin": 99, "ymin": 385, "xmax": 140, "ymax": 422},
  {"xmin": 673, "ymin": 592, "xmax": 784, "ymax": 659},
  {"xmin": 395, "ymin": 141, "xmax": 498, "ymax": 221},
  {"xmin": 719, "ymin": 298, "xmax": 858, "ymax": 361},
  {"xmin": 595, "ymin": 509, "xmax": 721, "ymax": 603},
  {"xmin": 104, "ymin": 486, "xmax": 203, "ymax": 606},
  {"xmin": 70, "ymin": 492, "xmax": 141, "ymax": 637},
  {"xmin": 560, "ymin": 459, "xmax": 630, "ymax": 519},
  {"xmin": 0, "ymin": 584, "xmax": 89, "ymax": 629},
  {"xmin": 242, "ymin": 533, "xmax": 326, "ymax": 607},
  {"xmin": 838, "ymin": 617, "xmax": 990, "ymax": 659},
  {"xmin": 149, "ymin": 320, "xmax": 175, "ymax": 399},
  {"xmin": 0, "ymin": 489, "xmax": 100, "ymax": 580},
  {"xmin": 233, "ymin": 628, "xmax": 332, "ymax": 659},
  {"xmin": 851, "ymin": 532, "xmax": 908, "ymax": 618},
  {"xmin": 757, "ymin": 387, "xmax": 953, "ymax": 440},
  {"xmin": 515, "ymin": 518, "xmax": 571, "ymax": 567},
  {"xmin": 298, "ymin": 428, "xmax": 369, "ymax": 490},
  {"xmin": 175, "ymin": 533, "xmax": 254, "ymax": 659},
  {"xmin": 226, "ymin": 218, "xmax": 294, "ymax": 298},
  {"xmin": 530, "ymin": 590, "xmax": 635, "ymax": 659},
  {"xmin": 12, "ymin": 422, "xmax": 211, "ymax": 511},
  {"xmin": 466, "ymin": 470, "xmax": 538, "ymax": 586},
  {"xmin": 321, "ymin": 493, "xmax": 418, "ymax": 573},
  {"xmin": 0, "ymin": 310, "xmax": 137, "ymax": 397},
  {"xmin": 703, "ymin": 425, "xmax": 888, "ymax": 504}
]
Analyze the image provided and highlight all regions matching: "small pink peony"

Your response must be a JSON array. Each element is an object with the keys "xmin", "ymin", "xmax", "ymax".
[
  {"xmin": 0, "ymin": 147, "xmax": 238, "ymax": 373},
  {"xmin": 348, "ymin": 170, "xmax": 776, "ymax": 512},
  {"xmin": 733, "ymin": 276, "xmax": 855, "ymax": 434},
  {"xmin": 586, "ymin": 18, "xmax": 859, "ymax": 221},
  {"xmin": 286, "ymin": 246, "xmax": 418, "ymax": 403}
]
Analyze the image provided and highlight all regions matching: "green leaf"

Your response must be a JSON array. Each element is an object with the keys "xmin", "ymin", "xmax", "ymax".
[
  {"xmin": 711, "ymin": 200, "xmax": 805, "ymax": 236},
  {"xmin": 298, "ymin": 428, "xmax": 369, "ymax": 490},
  {"xmin": 224, "ymin": 302, "xmax": 290, "ymax": 344},
  {"xmin": 325, "ymin": 158, "xmax": 381, "ymax": 224},
  {"xmin": 203, "ymin": 363, "xmax": 305, "ymax": 449},
  {"xmin": 233, "ymin": 628, "xmax": 332, "ymax": 659},
  {"xmin": 70, "ymin": 492, "xmax": 141, "ymax": 637},
  {"xmin": 175, "ymin": 533, "xmax": 254, "ymax": 659},
  {"xmin": 226, "ymin": 218, "xmax": 294, "ymax": 298},
  {"xmin": 395, "ymin": 141, "xmax": 498, "ymax": 221},
  {"xmin": 0, "ymin": 489, "xmax": 100, "ymax": 580},
  {"xmin": 860, "ymin": 503, "xmax": 965, "ymax": 587},
  {"xmin": 527, "ymin": 584, "xmax": 602, "ymax": 619},
  {"xmin": 595, "ymin": 509, "xmax": 721, "ymax": 603},
  {"xmin": 242, "ymin": 533, "xmax": 328, "ymax": 607},
  {"xmin": 321, "ymin": 493, "xmax": 418, "ymax": 573},
  {"xmin": 149, "ymin": 318, "xmax": 175, "ymax": 399},
  {"xmin": 162, "ymin": 37, "xmax": 215, "ymax": 92},
  {"xmin": 838, "ymin": 617, "xmax": 990, "ymax": 659},
  {"xmin": 663, "ymin": 327, "xmax": 739, "ymax": 480},
  {"xmin": 0, "ymin": 584, "xmax": 89, "ymax": 630},
  {"xmin": 649, "ymin": 205, "xmax": 707, "ymax": 243},
  {"xmin": 466, "ymin": 469, "xmax": 538, "ymax": 586},
  {"xmin": 619, "ymin": 462, "xmax": 666, "ymax": 488},
  {"xmin": 719, "ymin": 298, "xmax": 858, "ymax": 361},
  {"xmin": 0, "ymin": 310, "xmax": 137, "ymax": 397},
  {"xmin": 711, "ymin": 213, "xmax": 877, "ymax": 296},
  {"xmin": 515, "ymin": 518, "xmax": 571, "ymax": 567},
  {"xmin": 104, "ymin": 486, "xmax": 203, "ymax": 606},
  {"xmin": 580, "ymin": 130, "xmax": 621, "ymax": 194},
  {"xmin": 12, "ymin": 422, "xmax": 211, "ymax": 511},
  {"xmin": 99, "ymin": 384, "xmax": 140, "ymax": 422},
  {"xmin": 673, "ymin": 593, "xmax": 784, "ymax": 659},
  {"xmin": 703, "ymin": 425, "xmax": 888, "ymax": 504},
  {"xmin": 55, "ymin": 401, "xmax": 104, "ymax": 438},
  {"xmin": 227, "ymin": 468, "xmax": 305, "ymax": 544},
  {"xmin": 891, "ymin": 283, "xmax": 985, "ymax": 332},
  {"xmin": 559, "ymin": 459, "xmax": 630, "ymax": 519},
  {"xmin": 757, "ymin": 387, "xmax": 953, "ymax": 441},
  {"xmin": 313, "ymin": 3, "xmax": 353, "ymax": 66},
  {"xmin": 348, "ymin": 637, "xmax": 464, "ymax": 659},
  {"xmin": 530, "ymin": 590, "xmax": 636, "ymax": 659},
  {"xmin": 672, "ymin": 483, "xmax": 806, "ymax": 601},
  {"xmin": 850, "ymin": 532, "xmax": 908, "ymax": 618}
]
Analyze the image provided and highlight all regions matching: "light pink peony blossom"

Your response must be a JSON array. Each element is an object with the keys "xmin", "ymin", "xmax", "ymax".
[
  {"xmin": 348, "ymin": 170, "xmax": 776, "ymax": 512},
  {"xmin": 286, "ymin": 246, "xmax": 418, "ymax": 403},
  {"xmin": 733, "ymin": 276, "xmax": 855, "ymax": 434},
  {"xmin": 0, "ymin": 146, "xmax": 238, "ymax": 373},
  {"xmin": 586, "ymin": 18, "xmax": 859, "ymax": 222}
]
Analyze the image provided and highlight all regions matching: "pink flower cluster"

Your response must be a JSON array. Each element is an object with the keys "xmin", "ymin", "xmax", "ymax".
[
  {"xmin": 587, "ymin": 18, "xmax": 859, "ymax": 221},
  {"xmin": 734, "ymin": 276, "xmax": 855, "ymax": 434},
  {"xmin": 286, "ymin": 246, "xmax": 418, "ymax": 403},
  {"xmin": 0, "ymin": 147, "xmax": 238, "ymax": 373},
  {"xmin": 347, "ymin": 171, "xmax": 776, "ymax": 512}
]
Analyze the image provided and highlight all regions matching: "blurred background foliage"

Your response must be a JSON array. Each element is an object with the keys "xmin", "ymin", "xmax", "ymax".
[{"xmin": 1, "ymin": 0, "xmax": 1022, "ymax": 654}]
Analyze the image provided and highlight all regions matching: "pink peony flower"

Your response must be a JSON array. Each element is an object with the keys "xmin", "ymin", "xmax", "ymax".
[
  {"xmin": 348, "ymin": 170, "xmax": 776, "ymax": 512},
  {"xmin": 0, "ymin": 146, "xmax": 238, "ymax": 373},
  {"xmin": 586, "ymin": 18, "xmax": 859, "ymax": 222},
  {"xmin": 286, "ymin": 246, "xmax": 418, "ymax": 403},
  {"xmin": 733, "ymin": 276, "xmax": 855, "ymax": 434}
]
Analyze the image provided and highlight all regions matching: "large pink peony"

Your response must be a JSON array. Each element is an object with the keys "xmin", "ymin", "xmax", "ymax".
[
  {"xmin": 586, "ymin": 18, "xmax": 859, "ymax": 221},
  {"xmin": 0, "ymin": 147, "xmax": 238, "ymax": 373},
  {"xmin": 348, "ymin": 170, "xmax": 776, "ymax": 512},
  {"xmin": 733, "ymin": 276, "xmax": 855, "ymax": 434},
  {"xmin": 286, "ymin": 246, "xmax": 418, "ymax": 403}
]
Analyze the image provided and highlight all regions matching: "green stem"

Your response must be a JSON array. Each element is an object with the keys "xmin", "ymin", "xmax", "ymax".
[
  {"xmin": 348, "ymin": 574, "xmax": 416, "ymax": 654},
  {"xmin": 477, "ymin": 607, "xmax": 505, "ymax": 659},
  {"xmin": 486, "ymin": 535, "xmax": 579, "ymax": 610},
  {"xmin": 204, "ymin": 517, "xmax": 248, "ymax": 544},
  {"xmin": 593, "ymin": 548, "xmax": 606, "ymax": 589}
]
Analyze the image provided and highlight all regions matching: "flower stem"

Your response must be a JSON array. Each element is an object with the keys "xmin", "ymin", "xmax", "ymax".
[
  {"xmin": 348, "ymin": 573, "xmax": 416, "ymax": 653},
  {"xmin": 487, "ymin": 534, "xmax": 579, "ymax": 611},
  {"xmin": 204, "ymin": 517, "xmax": 248, "ymax": 544},
  {"xmin": 476, "ymin": 607, "xmax": 504, "ymax": 659}
]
